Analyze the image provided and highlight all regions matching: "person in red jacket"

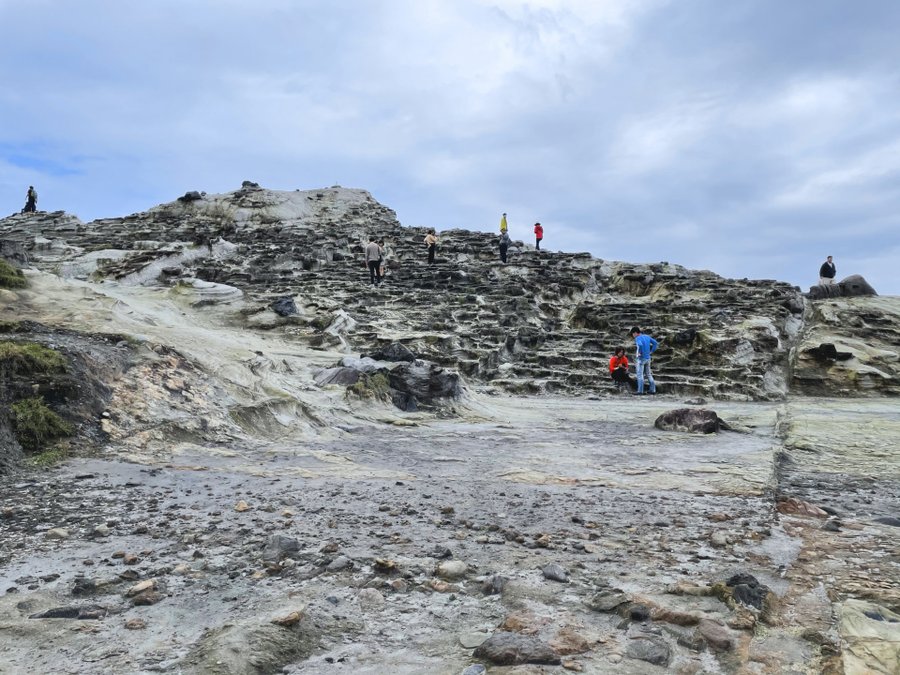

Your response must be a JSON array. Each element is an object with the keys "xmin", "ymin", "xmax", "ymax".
[
  {"xmin": 609, "ymin": 347, "xmax": 632, "ymax": 390},
  {"xmin": 534, "ymin": 222, "xmax": 543, "ymax": 251}
]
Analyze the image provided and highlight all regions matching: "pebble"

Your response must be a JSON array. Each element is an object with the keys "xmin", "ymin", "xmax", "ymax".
[
  {"xmin": 124, "ymin": 618, "xmax": 146, "ymax": 630},
  {"xmin": 326, "ymin": 556, "xmax": 353, "ymax": 572},
  {"xmin": 356, "ymin": 588, "xmax": 385, "ymax": 611},
  {"xmin": 45, "ymin": 528, "xmax": 69, "ymax": 540},
  {"xmin": 542, "ymin": 563, "xmax": 569, "ymax": 583},
  {"xmin": 436, "ymin": 560, "xmax": 468, "ymax": 581}
]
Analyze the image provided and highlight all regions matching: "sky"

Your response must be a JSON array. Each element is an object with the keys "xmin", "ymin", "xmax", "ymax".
[{"xmin": 1, "ymin": 0, "xmax": 899, "ymax": 294}]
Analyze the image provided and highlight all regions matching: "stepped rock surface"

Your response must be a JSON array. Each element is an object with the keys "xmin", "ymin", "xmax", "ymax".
[{"xmin": 0, "ymin": 185, "xmax": 898, "ymax": 674}]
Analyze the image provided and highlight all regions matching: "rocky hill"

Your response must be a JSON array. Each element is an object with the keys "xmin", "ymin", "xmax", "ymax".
[{"xmin": 3, "ymin": 183, "xmax": 895, "ymax": 413}]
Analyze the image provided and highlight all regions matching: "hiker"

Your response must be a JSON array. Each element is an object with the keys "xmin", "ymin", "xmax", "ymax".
[
  {"xmin": 23, "ymin": 186, "xmax": 37, "ymax": 213},
  {"xmin": 819, "ymin": 256, "xmax": 836, "ymax": 286},
  {"xmin": 609, "ymin": 347, "xmax": 631, "ymax": 390},
  {"xmin": 378, "ymin": 240, "xmax": 388, "ymax": 279},
  {"xmin": 630, "ymin": 326, "xmax": 659, "ymax": 395},
  {"xmin": 365, "ymin": 237, "xmax": 382, "ymax": 285},
  {"xmin": 500, "ymin": 212, "xmax": 508, "ymax": 234},
  {"xmin": 499, "ymin": 230, "xmax": 511, "ymax": 263},
  {"xmin": 534, "ymin": 222, "xmax": 543, "ymax": 251},
  {"xmin": 424, "ymin": 230, "xmax": 438, "ymax": 264}
]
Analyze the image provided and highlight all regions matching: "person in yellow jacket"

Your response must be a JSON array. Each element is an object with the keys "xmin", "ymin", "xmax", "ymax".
[{"xmin": 500, "ymin": 213, "xmax": 508, "ymax": 233}]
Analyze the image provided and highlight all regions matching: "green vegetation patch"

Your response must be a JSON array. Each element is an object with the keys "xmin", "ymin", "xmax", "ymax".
[
  {"xmin": 11, "ymin": 397, "xmax": 73, "ymax": 452},
  {"xmin": 0, "ymin": 320, "xmax": 23, "ymax": 333},
  {"xmin": 0, "ymin": 259, "xmax": 26, "ymax": 289},
  {"xmin": 29, "ymin": 446, "xmax": 69, "ymax": 468},
  {"xmin": 347, "ymin": 372, "xmax": 391, "ymax": 400},
  {"xmin": 0, "ymin": 341, "xmax": 68, "ymax": 374}
]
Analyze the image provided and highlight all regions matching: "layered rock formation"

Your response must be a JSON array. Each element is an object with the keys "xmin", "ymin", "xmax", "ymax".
[{"xmin": 0, "ymin": 184, "xmax": 823, "ymax": 403}]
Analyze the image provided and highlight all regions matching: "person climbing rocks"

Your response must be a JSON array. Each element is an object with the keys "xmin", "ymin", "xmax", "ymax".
[
  {"xmin": 630, "ymin": 326, "xmax": 659, "ymax": 395},
  {"xmin": 23, "ymin": 186, "xmax": 37, "ymax": 213},
  {"xmin": 365, "ymin": 236, "xmax": 382, "ymax": 285},
  {"xmin": 500, "ymin": 213, "xmax": 508, "ymax": 234},
  {"xmin": 819, "ymin": 256, "xmax": 836, "ymax": 286},
  {"xmin": 499, "ymin": 230, "xmax": 511, "ymax": 263},
  {"xmin": 378, "ymin": 240, "xmax": 388, "ymax": 279},
  {"xmin": 609, "ymin": 346, "xmax": 632, "ymax": 390},
  {"xmin": 424, "ymin": 230, "xmax": 438, "ymax": 264},
  {"xmin": 534, "ymin": 222, "xmax": 543, "ymax": 251}
]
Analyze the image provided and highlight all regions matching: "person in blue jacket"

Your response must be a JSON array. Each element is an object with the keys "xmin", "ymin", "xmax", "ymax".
[{"xmin": 630, "ymin": 326, "xmax": 659, "ymax": 394}]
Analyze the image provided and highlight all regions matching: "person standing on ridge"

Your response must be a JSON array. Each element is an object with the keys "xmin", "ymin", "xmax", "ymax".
[
  {"xmin": 499, "ymin": 230, "xmax": 511, "ymax": 263},
  {"xmin": 630, "ymin": 326, "xmax": 659, "ymax": 395},
  {"xmin": 23, "ymin": 186, "xmax": 37, "ymax": 213},
  {"xmin": 534, "ymin": 222, "xmax": 543, "ymax": 251},
  {"xmin": 424, "ymin": 229, "xmax": 438, "ymax": 264},
  {"xmin": 365, "ymin": 236, "xmax": 382, "ymax": 285},
  {"xmin": 819, "ymin": 256, "xmax": 836, "ymax": 286},
  {"xmin": 500, "ymin": 213, "xmax": 508, "ymax": 234}
]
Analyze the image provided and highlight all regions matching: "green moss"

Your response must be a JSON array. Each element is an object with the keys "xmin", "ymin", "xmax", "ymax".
[
  {"xmin": 0, "ymin": 320, "xmax": 23, "ymax": 333},
  {"xmin": 0, "ymin": 259, "xmax": 26, "ymax": 289},
  {"xmin": 29, "ymin": 446, "xmax": 69, "ymax": 467},
  {"xmin": 11, "ymin": 397, "xmax": 73, "ymax": 452},
  {"xmin": 0, "ymin": 341, "xmax": 68, "ymax": 374},
  {"xmin": 347, "ymin": 372, "xmax": 391, "ymax": 400}
]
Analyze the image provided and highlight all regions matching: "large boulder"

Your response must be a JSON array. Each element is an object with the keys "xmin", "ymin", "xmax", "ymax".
[
  {"xmin": 654, "ymin": 408, "xmax": 730, "ymax": 433},
  {"xmin": 808, "ymin": 275, "xmax": 877, "ymax": 300}
]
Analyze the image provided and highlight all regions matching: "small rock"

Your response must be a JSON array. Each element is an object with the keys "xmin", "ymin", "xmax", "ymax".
[
  {"xmin": 123, "ymin": 553, "xmax": 140, "ymax": 565},
  {"xmin": 585, "ymin": 590, "xmax": 628, "ymax": 612},
  {"xmin": 542, "ymin": 563, "xmax": 569, "ymax": 583},
  {"xmin": 373, "ymin": 558, "xmax": 397, "ymax": 574},
  {"xmin": 45, "ymin": 528, "xmax": 69, "ymax": 540},
  {"xmin": 125, "ymin": 579, "xmax": 156, "ymax": 597},
  {"xmin": 271, "ymin": 610, "xmax": 304, "ymax": 627},
  {"xmin": 131, "ymin": 591, "xmax": 163, "ymax": 606},
  {"xmin": 625, "ymin": 636, "xmax": 670, "ymax": 666},
  {"xmin": 458, "ymin": 631, "xmax": 490, "ymax": 649},
  {"xmin": 125, "ymin": 618, "xmax": 146, "ymax": 630},
  {"xmin": 436, "ymin": 560, "xmax": 467, "ymax": 581},
  {"xmin": 326, "ymin": 556, "xmax": 353, "ymax": 572},
  {"xmin": 473, "ymin": 632, "xmax": 561, "ymax": 666},
  {"xmin": 562, "ymin": 660, "xmax": 584, "ymax": 672},
  {"xmin": 262, "ymin": 535, "xmax": 300, "ymax": 563},
  {"xmin": 357, "ymin": 588, "xmax": 385, "ymax": 611},
  {"xmin": 461, "ymin": 666, "xmax": 486, "ymax": 675},
  {"xmin": 696, "ymin": 619, "xmax": 736, "ymax": 651},
  {"xmin": 93, "ymin": 524, "xmax": 110, "ymax": 537},
  {"xmin": 549, "ymin": 627, "xmax": 591, "ymax": 655},
  {"xmin": 628, "ymin": 604, "xmax": 651, "ymax": 622},
  {"xmin": 481, "ymin": 574, "xmax": 508, "ymax": 596},
  {"xmin": 234, "ymin": 500, "xmax": 251, "ymax": 512},
  {"xmin": 710, "ymin": 531, "xmax": 730, "ymax": 548}
]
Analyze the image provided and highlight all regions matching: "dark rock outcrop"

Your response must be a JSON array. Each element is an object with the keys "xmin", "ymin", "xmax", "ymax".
[
  {"xmin": 654, "ymin": 408, "xmax": 730, "ymax": 433},
  {"xmin": 807, "ymin": 274, "xmax": 877, "ymax": 300},
  {"xmin": 472, "ymin": 632, "xmax": 561, "ymax": 666}
]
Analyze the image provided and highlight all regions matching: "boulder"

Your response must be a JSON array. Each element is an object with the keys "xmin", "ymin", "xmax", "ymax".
[
  {"xmin": 177, "ymin": 191, "xmax": 203, "ymax": 203},
  {"xmin": 807, "ymin": 274, "xmax": 877, "ymax": 300},
  {"xmin": 473, "ymin": 632, "xmax": 561, "ymax": 666},
  {"xmin": 270, "ymin": 296, "xmax": 297, "ymax": 317},
  {"xmin": 365, "ymin": 342, "xmax": 416, "ymax": 363},
  {"xmin": 654, "ymin": 408, "xmax": 730, "ymax": 433}
]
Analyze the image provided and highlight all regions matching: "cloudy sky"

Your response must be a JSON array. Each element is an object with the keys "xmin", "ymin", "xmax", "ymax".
[{"xmin": 2, "ymin": 0, "xmax": 898, "ymax": 294}]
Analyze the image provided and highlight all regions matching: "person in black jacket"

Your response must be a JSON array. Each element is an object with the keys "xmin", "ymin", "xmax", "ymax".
[{"xmin": 819, "ymin": 256, "xmax": 836, "ymax": 286}]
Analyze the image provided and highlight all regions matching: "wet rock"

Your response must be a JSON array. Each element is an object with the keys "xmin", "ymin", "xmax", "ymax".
[
  {"xmin": 724, "ymin": 573, "xmax": 772, "ymax": 611},
  {"xmin": 92, "ymin": 524, "xmax": 110, "ymax": 537},
  {"xmin": 132, "ymin": 590, "xmax": 164, "ymax": 606},
  {"xmin": 654, "ymin": 408, "xmax": 730, "ymax": 434},
  {"xmin": 45, "ymin": 528, "xmax": 69, "ymax": 540},
  {"xmin": 29, "ymin": 604, "xmax": 107, "ymax": 620},
  {"xmin": 625, "ymin": 635, "xmax": 670, "ymax": 666},
  {"xmin": 270, "ymin": 296, "xmax": 297, "ymax": 317},
  {"xmin": 627, "ymin": 604, "xmax": 651, "ymax": 622},
  {"xmin": 436, "ymin": 560, "xmax": 467, "ymax": 581},
  {"xmin": 585, "ymin": 590, "xmax": 628, "ymax": 612},
  {"xmin": 541, "ymin": 563, "xmax": 569, "ymax": 582},
  {"xmin": 71, "ymin": 577, "xmax": 99, "ymax": 596},
  {"xmin": 472, "ymin": 632, "xmax": 561, "ymax": 666},
  {"xmin": 873, "ymin": 516, "xmax": 900, "ymax": 528},
  {"xmin": 365, "ymin": 342, "xmax": 416, "ymax": 363}
]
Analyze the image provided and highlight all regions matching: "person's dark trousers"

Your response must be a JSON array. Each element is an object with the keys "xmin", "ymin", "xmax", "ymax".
[
  {"xmin": 499, "ymin": 245, "xmax": 508, "ymax": 263},
  {"xmin": 24, "ymin": 201, "xmax": 35, "ymax": 213},
  {"xmin": 368, "ymin": 260, "xmax": 381, "ymax": 284},
  {"xmin": 611, "ymin": 369, "xmax": 632, "ymax": 389},
  {"xmin": 428, "ymin": 244, "xmax": 436, "ymax": 264},
  {"xmin": 535, "ymin": 238, "xmax": 541, "ymax": 250}
]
